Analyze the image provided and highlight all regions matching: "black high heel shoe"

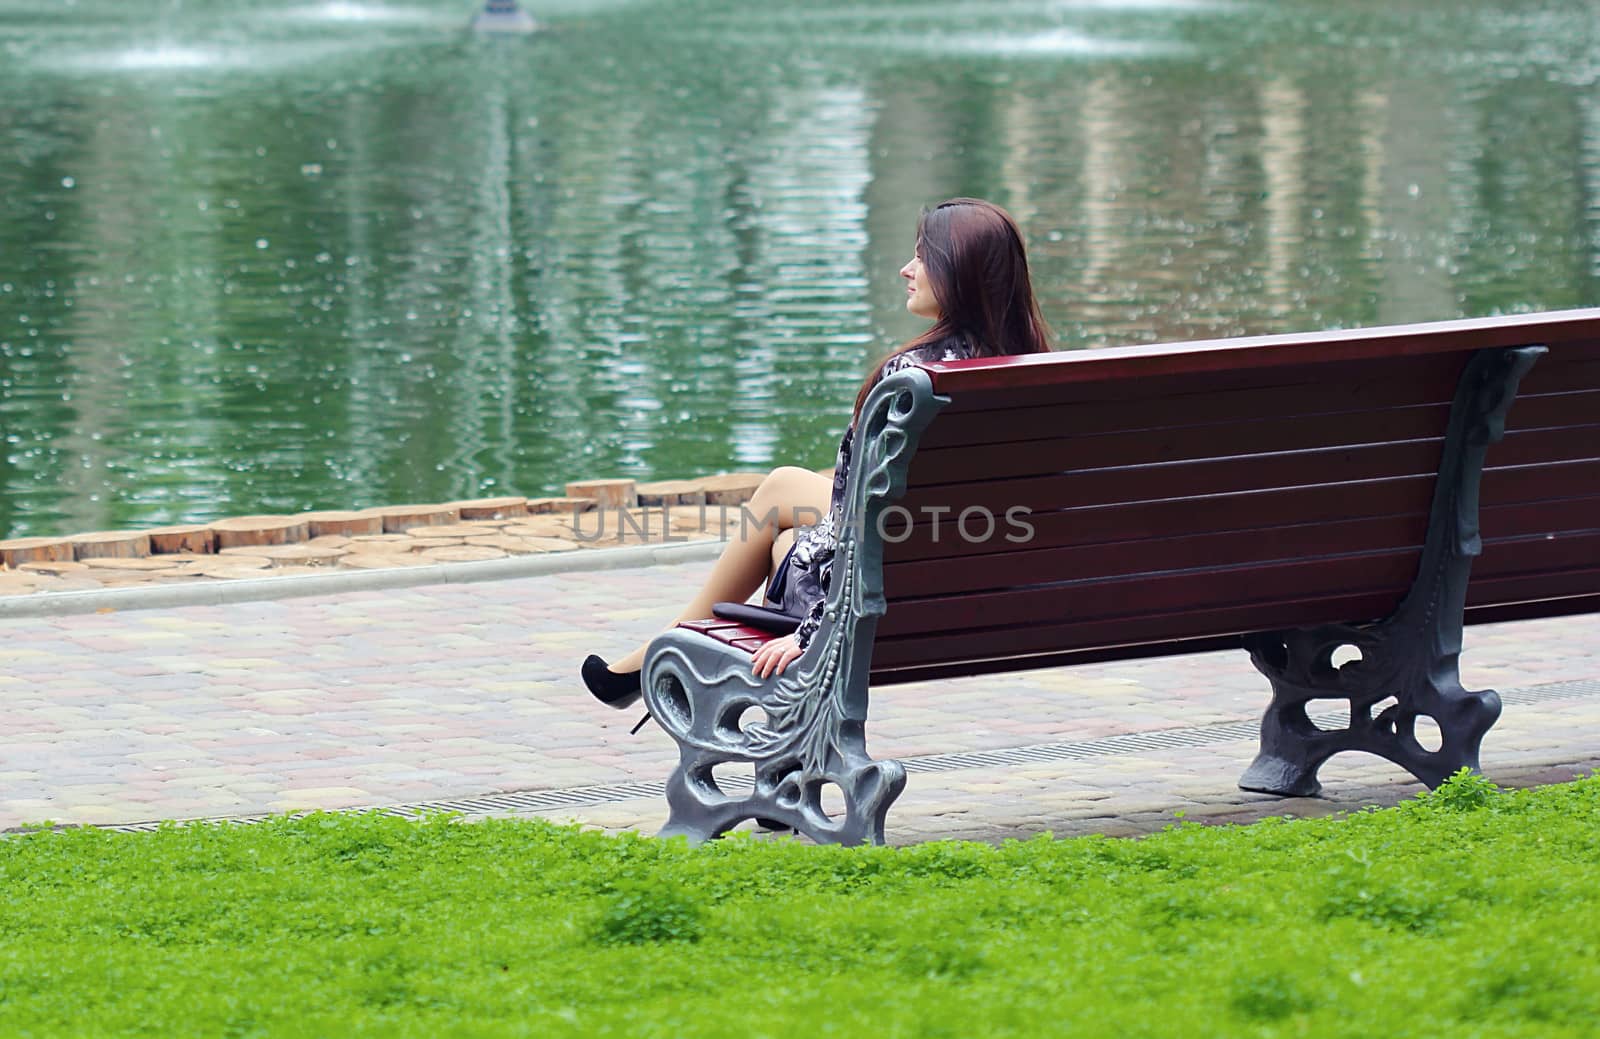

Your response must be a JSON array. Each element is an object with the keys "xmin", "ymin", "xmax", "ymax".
[{"xmin": 582, "ymin": 654, "xmax": 642, "ymax": 709}]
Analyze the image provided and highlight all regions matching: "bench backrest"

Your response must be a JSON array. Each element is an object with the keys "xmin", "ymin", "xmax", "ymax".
[{"xmin": 868, "ymin": 310, "xmax": 1600, "ymax": 685}]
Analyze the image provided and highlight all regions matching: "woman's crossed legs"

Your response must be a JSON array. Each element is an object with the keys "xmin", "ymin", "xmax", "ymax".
[{"xmin": 606, "ymin": 465, "xmax": 830, "ymax": 674}]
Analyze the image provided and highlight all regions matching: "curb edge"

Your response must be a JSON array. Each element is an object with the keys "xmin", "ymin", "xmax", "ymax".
[{"xmin": 0, "ymin": 539, "xmax": 727, "ymax": 620}]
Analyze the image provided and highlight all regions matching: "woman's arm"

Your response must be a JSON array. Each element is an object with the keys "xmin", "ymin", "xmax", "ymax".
[{"xmin": 793, "ymin": 595, "xmax": 824, "ymax": 653}]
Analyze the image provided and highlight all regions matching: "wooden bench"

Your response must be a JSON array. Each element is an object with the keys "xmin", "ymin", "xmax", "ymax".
[{"xmin": 641, "ymin": 309, "xmax": 1600, "ymax": 845}]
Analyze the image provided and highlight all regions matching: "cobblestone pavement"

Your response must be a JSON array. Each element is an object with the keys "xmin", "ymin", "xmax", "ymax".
[{"xmin": 2, "ymin": 550, "xmax": 1596, "ymax": 844}]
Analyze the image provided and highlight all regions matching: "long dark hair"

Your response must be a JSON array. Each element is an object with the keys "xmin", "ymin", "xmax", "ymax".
[{"xmin": 852, "ymin": 197, "xmax": 1052, "ymax": 418}]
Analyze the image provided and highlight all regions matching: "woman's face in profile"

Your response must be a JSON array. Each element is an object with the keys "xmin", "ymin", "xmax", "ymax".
[{"xmin": 900, "ymin": 251, "xmax": 940, "ymax": 319}]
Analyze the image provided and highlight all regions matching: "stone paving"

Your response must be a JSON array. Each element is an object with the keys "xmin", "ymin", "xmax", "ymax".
[{"xmin": 1, "ymin": 548, "xmax": 1596, "ymax": 844}]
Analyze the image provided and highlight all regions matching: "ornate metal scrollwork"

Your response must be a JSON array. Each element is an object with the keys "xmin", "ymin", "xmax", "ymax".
[
  {"xmin": 642, "ymin": 369, "xmax": 949, "ymax": 845},
  {"xmin": 1239, "ymin": 345, "xmax": 1546, "ymax": 797}
]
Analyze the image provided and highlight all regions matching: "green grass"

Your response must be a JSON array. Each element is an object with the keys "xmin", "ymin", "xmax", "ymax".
[{"xmin": 3, "ymin": 770, "xmax": 1598, "ymax": 1038}]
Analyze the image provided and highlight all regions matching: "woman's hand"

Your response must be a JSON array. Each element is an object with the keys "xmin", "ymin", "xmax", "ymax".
[{"xmin": 751, "ymin": 634, "xmax": 804, "ymax": 679}]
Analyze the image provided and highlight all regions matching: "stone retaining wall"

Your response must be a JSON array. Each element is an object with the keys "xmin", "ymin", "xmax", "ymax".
[{"xmin": 0, "ymin": 472, "xmax": 800, "ymax": 599}]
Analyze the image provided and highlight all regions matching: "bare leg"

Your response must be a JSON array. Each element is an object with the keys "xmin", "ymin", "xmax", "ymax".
[{"xmin": 608, "ymin": 466, "xmax": 830, "ymax": 674}]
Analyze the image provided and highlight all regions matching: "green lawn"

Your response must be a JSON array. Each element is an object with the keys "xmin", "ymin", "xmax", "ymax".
[{"xmin": 3, "ymin": 770, "xmax": 1597, "ymax": 1038}]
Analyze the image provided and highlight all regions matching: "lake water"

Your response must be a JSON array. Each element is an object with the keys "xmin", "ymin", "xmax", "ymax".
[{"xmin": 2, "ymin": 0, "xmax": 1597, "ymax": 538}]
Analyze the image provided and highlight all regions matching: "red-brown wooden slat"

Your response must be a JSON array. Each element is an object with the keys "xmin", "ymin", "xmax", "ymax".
[
  {"xmin": 1538, "ymin": 338, "xmax": 1600, "ymax": 362},
  {"xmin": 867, "ymin": 634, "xmax": 1253, "ymax": 686},
  {"xmin": 1466, "ymin": 593, "xmax": 1600, "ymax": 627},
  {"xmin": 681, "ymin": 619, "xmax": 747, "ymax": 635},
  {"xmin": 885, "ymin": 478, "xmax": 1440, "ymax": 562},
  {"xmin": 910, "ymin": 389, "xmax": 1596, "ymax": 487},
  {"xmin": 1511, "ymin": 356, "xmax": 1600, "ymax": 395},
  {"xmin": 1503, "ymin": 390, "xmax": 1600, "ymax": 431},
  {"xmin": 918, "ymin": 357, "xmax": 1464, "ymax": 448},
  {"xmin": 1481, "ymin": 458, "xmax": 1600, "ymax": 505},
  {"xmin": 675, "ymin": 617, "xmax": 780, "ymax": 654},
  {"xmin": 870, "ymin": 591, "xmax": 1408, "ymax": 670},
  {"xmin": 1508, "ymin": 340, "xmax": 1600, "ymax": 364},
  {"xmin": 934, "ymin": 349, "xmax": 1472, "ymax": 413},
  {"xmin": 878, "ymin": 551, "xmax": 1423, "ymax": 639},
  {"xmin": 1476, "ymin": 425, "xmax": 1600, "ymax": 467},
  {"xmin": 1465, "ymin": 566, "xmax": 1600, "ymax": 607},
  {"xmin": 900, "ymin": 440, "xmax": 1452, "ymax": 515},
  {"xmin": 883, "ymin": 514, "xmax": 1430, "ymax": 600},
  {"xmin": 680, "ymin": 619, "xmax": 772, "ymax": 643},
  {"xmin": 1478, "ymin": 495, "xmax": 1600, "ymax": 538},
  {"xmin": 923, "ymin": 310, "xmax": 1600, "ymax": 399},
  {"xmin": 1472, "ymin": 530, "xmax": 1600, "ymax": 578},
  {"xmin": 909, "ymin": 405, "xmax": 1454, "ymax": 484}
]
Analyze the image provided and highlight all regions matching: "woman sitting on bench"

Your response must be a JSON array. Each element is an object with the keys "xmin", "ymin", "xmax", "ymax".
[{"xmin": 581, "ymin": 197, "xmax": 1052, "ymax": 709}]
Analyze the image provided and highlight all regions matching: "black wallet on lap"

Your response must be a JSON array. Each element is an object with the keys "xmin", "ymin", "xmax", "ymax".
[{"xmin": 711, "ymin": 601, "xmax": 803, "ymax": 634}]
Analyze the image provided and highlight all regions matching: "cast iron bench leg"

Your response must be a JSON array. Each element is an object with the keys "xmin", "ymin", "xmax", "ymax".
[
  {"xmin": 642, "ymin": 370, "xmax": 948, "ymax": 845},
  {"xmin": 642, "ymin": 617, "xmax": 907, "ymax": 846},
  {"xmin": 1239, "ymin": 345, "xmax": 1546, "ymax": 797}
]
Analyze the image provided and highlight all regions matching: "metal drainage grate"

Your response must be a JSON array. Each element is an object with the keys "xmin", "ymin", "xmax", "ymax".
[
  {"xmin": 901, "ymin": 721, "xmax": 1265, "ymax": 775},
  {"xmin": 69, "ymin": 676, "xmax": 1600, "ymax": 834},
  {"xmin": 1499, "ymin": 677, "xmax": 1600, "ymax": 705}
]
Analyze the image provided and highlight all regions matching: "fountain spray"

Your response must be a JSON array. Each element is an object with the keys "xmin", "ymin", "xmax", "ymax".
[{"xmin": 473, "ymin": 0, "xmax": 538, "ymax": 34}]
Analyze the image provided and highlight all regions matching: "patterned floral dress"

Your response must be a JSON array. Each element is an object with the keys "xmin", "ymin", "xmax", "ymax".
[{"xmin": 771, "ymin": 336, "xmax": 977, "ymax": 652}]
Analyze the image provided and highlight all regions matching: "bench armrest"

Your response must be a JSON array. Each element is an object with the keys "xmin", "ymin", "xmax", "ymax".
[{"xmin": 641, "ymin": 367, "xmax": 950, "ymax": 844}]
